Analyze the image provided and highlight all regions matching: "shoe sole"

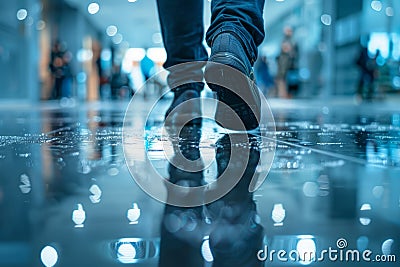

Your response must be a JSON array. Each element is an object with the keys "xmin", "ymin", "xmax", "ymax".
[{"xmin": 205, "ymin": 53, "xmax": 261, "ymax": 131}]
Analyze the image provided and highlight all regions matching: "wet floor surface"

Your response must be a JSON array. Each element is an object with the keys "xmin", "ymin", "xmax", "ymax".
[{"xmin": 0, "ymin": 98, "xmax": 399, "ymax": 267}]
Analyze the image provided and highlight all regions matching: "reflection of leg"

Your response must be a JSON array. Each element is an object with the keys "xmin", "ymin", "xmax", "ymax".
[
  {"xmin": 209, "ymin": 201, "xmax": 264, "ymax": 267},
  {"xmin": 160, "ymin": 125, "xmax": 205, "ymax": 267},
  {"xmin": 159, "ymin": 206, "xmax": 204, "ymax": 267},
  {"xmin": 208, "ymin": 134, "xmax": 264, "ymax": 267}
]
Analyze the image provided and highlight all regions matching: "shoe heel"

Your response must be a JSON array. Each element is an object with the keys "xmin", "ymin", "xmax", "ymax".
[{"xmin": 204, "ymin": 60, "xmax": 261, "ymax": 131}]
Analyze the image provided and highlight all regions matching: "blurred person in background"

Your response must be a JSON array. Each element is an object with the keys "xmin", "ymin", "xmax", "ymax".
[
  {"xmin": 275, "ymin": 26, "xmax": 298, "ymax": 99},
  {"xmin": 275, "ymin": 42, "xmax": 291, "ymax": 98},
  {"xmin": 141, "ymin": 51, "xmax": 161, "ymax": 99},
  {"xmin": 110, "ymin": 64, "xmax": 133, "ymax": 100},
  {"xmin": 254, "ymin": 55, "xmax": 274, "ymax": 96},
  {"xmin": 373, "ymin": 50, "xmax": 390, "ymax": 100},
  {"xmin": 140, "ymin": 51, "xmax": 156, "ymax": 81},
  {"xmin": 355, "ymin": 44, "xmax": 378, "ymax": 101},
  {"xmin": 49, "ymin": 40, "xmax": 72, "ymax": 100}
]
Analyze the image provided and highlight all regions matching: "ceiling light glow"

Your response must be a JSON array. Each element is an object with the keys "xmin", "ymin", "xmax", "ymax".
[
  {"xmin": 371, "ymin": 1, "xmax": 382, "ymax": 12},
  {"xmin": 88, "ymin": 2, "xmax": 100, "ymax": 15},
  {"xmin": 17, "ymin": 9, "xmax": 28, "ymax": 20},
  {"xmin": 106, "ymin": 25, "xmax": 118, "ymax": 37}
]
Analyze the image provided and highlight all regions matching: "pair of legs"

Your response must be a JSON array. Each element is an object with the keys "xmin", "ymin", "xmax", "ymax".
[{"xmin": 157, "ymin": 0, "xmax": 266, "ymax": 130}]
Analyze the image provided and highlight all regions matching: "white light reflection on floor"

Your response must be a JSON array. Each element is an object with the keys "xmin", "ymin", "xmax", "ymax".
[
  {"xmin": 201, "ymin": 236, "xmax": 214, "ymax": 262},
  {"xmin": 89, "ymin": 184, "xmax": 102, "ymax": 203},
  {"xmin": 272, "ymin": 203, "xmax": 286, "ymax": 226},
  {"xmin": 19, "ymin": 174, "xmax": 31, "ymax": 194},
  {"xmin": 359, "ymin": 203, "xmax": 372, "ymax": 226},
  {"xmin": 381, "ymin": 239, "xmax": 394, "ymax": 255},
  {"xmin": 296, "ymin": 236, "xmax": 316, "ymax": 265},
  {"xmin": 40, "ymin": 245, "xmax": 58, "ymax": 267},
  {"xmin": 117, "ymin": 243, "xmax": 137, "ymax": 264},
  {"xmin": 113, "ymin": 238, "xmax": 159, "ymax": 264},
  {"xmin": 72, "ymin": 203, "xmax": 86, "ymax": 228},
  {"xmin": 127, "ymin": 203, "xmax": 141, "ymax": 224}
]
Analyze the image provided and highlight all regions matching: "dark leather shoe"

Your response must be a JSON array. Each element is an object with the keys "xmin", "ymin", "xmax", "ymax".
[
  {"xmin": 205, "ymin": 33, "xmax": 261, "ymax": 131},
  {"xmin": 165, "ymin": 84, "xmax": 202, "ymax": 126}
]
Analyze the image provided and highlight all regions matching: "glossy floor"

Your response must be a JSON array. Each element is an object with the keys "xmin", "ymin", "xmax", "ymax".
[{"xmin": 0, "ymin": 96, "xmax": 399, "ymax": 267}]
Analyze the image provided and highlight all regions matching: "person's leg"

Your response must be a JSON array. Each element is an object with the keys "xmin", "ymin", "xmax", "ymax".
[
  {"xmin": 204, "ymin": 0, "xmax": 266, "ymax": 130},
  {"xmin": 366, "ymin": 73, "xmax": 375, "ymax": 100},
  {"xmin": 54, "ymin": 78, "xmax": 63, "ymax": 99},
  {"xmin": 277, "ymin": 78, "xmax": 288, "ymax": 99},
  {"xmin": 357, "ymin": 72, "xmax": 365, "ymax": 98},
  {"xmin": 156, "ymin": 0, "xmax": 207, "ymax": 124},
  {"xmin": 206, "ymin": 0, "xmax": 266, "ymax": 72},
  {"xmin": 156, "ymin": 0, "xmax": 207, "ymax": 88}
]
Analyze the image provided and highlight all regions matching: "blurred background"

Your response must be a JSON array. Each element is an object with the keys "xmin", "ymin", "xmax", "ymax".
[{"xmin": 0, "ymin": 0, "xmax": 399, "ymax": 102}]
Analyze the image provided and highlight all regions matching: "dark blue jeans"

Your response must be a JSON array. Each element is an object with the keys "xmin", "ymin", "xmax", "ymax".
[{"xmin": 156, "ymin": 0, "xmax": 265, "ymax": 88}]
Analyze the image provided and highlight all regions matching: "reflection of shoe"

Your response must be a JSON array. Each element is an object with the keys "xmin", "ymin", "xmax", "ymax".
[
  {"xmin": 207, "ymin": 133, "xmax": 263, "ymax": 266},
  {"xmin": 167, "ymin": 124, "xmax": 204, "ymax": 186},
  {"xmin": 215, "ymin": 134, "xmax": 260, "ymax": 200},
  {"xmin": 208, "ymin": 203, "xmax": 264, "ymax": 267},
  {"xmin": 205, "ymin": 33, "xmax": 261, "ymax": 131},
  {"xmin": 165, "ymin": 83, "xmax": 202, "ymax": 126}
]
